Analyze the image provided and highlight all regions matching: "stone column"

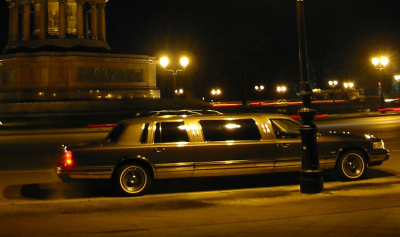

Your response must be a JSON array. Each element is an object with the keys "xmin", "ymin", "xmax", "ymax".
[
  {"xmin": 98, "ymin": 3, "xmax": 106, "ymax": 41},
  {"xmin": 39, "ymin": 0, "xmax": 46, "ymax": 39},
  {"xmin": 11, "ymin": 3, "xmax": 19, "ymax": 42},
  {"xmin": 8, "ymin": 4, "xmax": 14, "ymax": 42},
  {"xmin": 90, "ymin": 2, "xmax": 98, "ymax": 40},
  {"xmin": 85, "ymin": 10, "xmax": 89, "ymax": 39},
  {"xmin": 59, "ymin": 0, "xmax": 66, "ymax": 39},
  {"xmin": 22, "ymin": 1, "xmax": 32, "ymax": 41},
  {"xmin": 76, "ymin": 0, "xmax": 84, "ymax": 39}
]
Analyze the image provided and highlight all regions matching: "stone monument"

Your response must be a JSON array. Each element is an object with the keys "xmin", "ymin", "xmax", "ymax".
[{"xmin": 0, "ymin": 0, "xmax": 160, "ymax": 102}]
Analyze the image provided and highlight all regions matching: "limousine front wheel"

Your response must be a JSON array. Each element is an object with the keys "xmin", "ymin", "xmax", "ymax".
[
  {"xmin": 114, "ymin": 164, "xmax": 151, "ymax": 196},
  {"xmin": 336, "ymin": 150, "xmax": 366, "ymax": 181}
]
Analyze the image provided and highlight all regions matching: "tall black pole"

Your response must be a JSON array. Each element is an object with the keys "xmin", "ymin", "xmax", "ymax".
[
  {"xmin": 296, "ymin": 0, "xmax": 324, "ymax": 194},
  {"xmin": 173, "ymin": 72, "xmax": 177, "ymax": 99},
  {"xmin": 398, "ymin": 80, "xmax": 400, "ymax": 98},
  {"xmin": 379, "ymin": 74, "xmax": 384, "ymax": 109}
]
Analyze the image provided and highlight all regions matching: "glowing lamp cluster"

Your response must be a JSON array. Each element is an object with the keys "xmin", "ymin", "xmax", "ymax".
[
  {"xmin": 372, "ymin": 57, "xmax": 389, "ymax": 69},
  {"xmin": 255, "ymin": 85, "xmax": 264, "ymax": 91},
  {"xmin": 344, "ymin": 82, "xmax": 354, "ymax": 89},
  {"xmin": 211, "ymin": 89, "xmax": 221, "ymax": 95},
  {"xmin": 160, "ymin": 56, "xmax": 189, "ymax": 69},
  {"xmin": 276, "ymin": 86, "xmax": 287, "ymax": 92},
  {"xmin": 328, "ymin": 80, "xmax": 338, "ymax": 87}
]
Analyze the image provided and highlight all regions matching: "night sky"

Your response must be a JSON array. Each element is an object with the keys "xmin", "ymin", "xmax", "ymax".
[{"xmin": 1, "ymin": 0, "xmax": 400, "ymax": 101}]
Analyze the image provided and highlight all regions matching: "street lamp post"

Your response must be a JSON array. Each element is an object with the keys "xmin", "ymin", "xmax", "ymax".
[
  {"xmin": 395, "ymin": 75, "xmax": 400, "ymax": 98},
  {"xmin": 211, "ymin": 89, "xmax": 221, "ymax": 102},
  {"xmin": 175, "ymin": 88, "xmax": 184, "ymax": 98},
  {"xmin": 296, "ymin": 0, "xmax": 323, "ymax": 194},
  {"xmin": 372, "ymin": 56, "xmax": 388, "ymax": 109},
  {"xmin": 160, "ymin": 56, "xmax": 189, "ymax": 99},
  {"xmin": 343, "ymin": 82, "xmax": 354, "ymax": 100},
  {"xmin": 276, "ymin": 85, "xmax": 287, "ymax": 97},
  {"xmin": 328, "ymin": 80, "xmax": 338, "ymax": 103},
  {"xmin": 255, "ymin": 85, "xmax": 264, "ymax": 106},
  {"xmin": 343, "ymin": 82, "xmax": 354, "ymax": 89}
]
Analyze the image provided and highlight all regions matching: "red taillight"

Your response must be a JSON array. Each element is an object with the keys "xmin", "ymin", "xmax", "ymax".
[{"xmin": 63, "ymin": 150, "xmax": 73, "ymax": 166}]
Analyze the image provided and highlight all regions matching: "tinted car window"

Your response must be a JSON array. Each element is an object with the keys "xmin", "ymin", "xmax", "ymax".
[
  {"xmin": 200, "ymin": 119, "xmax": 261, "ymax": 142},
  {"xmin": 106, "ymin": 123, "xmax": 126, "ymax": 142},
  {"xmin": 140, "ymin": 123, "xmax": 149, "ymax": 144},
  {"xmin": 154, "ymin": 121, "xmax": 189, "ymax": 143},
  {"xmin": 270, "ymin": 119, "xmax": 300, "ymax": 139}
]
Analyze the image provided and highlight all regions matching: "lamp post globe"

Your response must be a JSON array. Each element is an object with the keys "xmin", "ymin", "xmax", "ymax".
[
  {"xmin": 180, "ymin": 57, "xmax": 189, "ymax": 68},
  {"xmin": 160, "ymin": 57, "xmax": 169, "ymax": 68}
]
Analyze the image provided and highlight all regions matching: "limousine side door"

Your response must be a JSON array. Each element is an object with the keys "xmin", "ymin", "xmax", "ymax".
[
  {"xmin": 192, "ymin": 118, "xmax": 276, "ymax": 177},
  {"xmin": 269, "ymin": 118, "xmax": 303, "ymax": 172},
  {"xmin": 147, "ymin": 120, "xmax": 195, "ymax": 179}
]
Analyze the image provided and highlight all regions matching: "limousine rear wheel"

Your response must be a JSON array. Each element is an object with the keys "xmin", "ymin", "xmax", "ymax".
[
  {"xmin": 336, "ymin": 150, "xmax": 366, "ymax": 181},
  {"xmin": 114, "ymin": 164, "xmax": 151, "ymax": 196}
]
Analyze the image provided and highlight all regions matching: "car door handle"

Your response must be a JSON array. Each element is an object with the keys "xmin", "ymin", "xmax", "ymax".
[
  {"xmin": 154, "ymin": 147, "xmax": 165, "ymax": 153},
  {"xmin": 277, "ymin": 144, "xmax": 289, "ymax": 148}
]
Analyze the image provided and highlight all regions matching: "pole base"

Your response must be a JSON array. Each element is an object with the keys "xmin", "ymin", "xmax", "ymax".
[{"xmin": 300, "ymin": 169, "xmax": 324, "ymax": 194}]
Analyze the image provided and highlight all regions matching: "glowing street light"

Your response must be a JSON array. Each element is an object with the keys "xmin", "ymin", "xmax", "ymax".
[
  {"xmin": 343, "ymin": 82, "xmax": 354, "ymax": 89},
  {"xmin": 328, "ymin": 80, "xmax": 338, "ymax": 103},
  {"xmin": 372, "ymin": 57, "xmax": 389, "ymax": 69},
  {"xmin": 211, "ymin": 89, "xmax": 221, "ymax": 95},
  {"xmin": 175, "ymin": 88, "xmax": 184, "ymax": 98},
  {"xmin": 372, "ymin": 56, "xmax": 389, "ymax": 109},
  {"xmin": 276, "ymin": 85, "xmax": 287, "ymax": 101},
  {"xmin": 255, "ymin": 85, "xmax": 264, "ymax": 106},
  {"xmin": 276, "ymin": 85, "xmax": 287, "ymax": 93},
  {"xmin": 211, "ymin": 89, "xmax": 221, "ymax": 102},
  {"xmin": 160, "ymin": 56, "xmax": 189, "ymax": 99}
]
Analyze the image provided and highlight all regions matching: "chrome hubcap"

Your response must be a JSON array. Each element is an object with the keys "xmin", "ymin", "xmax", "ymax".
[
  {"xmin": 343, "ymin": 154, "xmax": 364, "ymax": 178},
  {"xmin": 121, "ymin": 167, "xmax": 146, "ymax": 193}
]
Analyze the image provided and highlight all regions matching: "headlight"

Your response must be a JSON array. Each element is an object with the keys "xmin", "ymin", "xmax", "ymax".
[{"xmin": 373, "ymin": 140, "xmax": 385, "ymax": 149}]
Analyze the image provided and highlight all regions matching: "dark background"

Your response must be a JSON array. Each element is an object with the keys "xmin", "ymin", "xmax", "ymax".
[{"xmin": 1, "ymin": 0, "xmax": 400, "ymax": 101}]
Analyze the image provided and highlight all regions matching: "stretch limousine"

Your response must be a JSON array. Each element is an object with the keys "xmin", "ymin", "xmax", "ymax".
[{"xmin": 56, "ymin": 112, "xmax": 389, "ymax": 196}]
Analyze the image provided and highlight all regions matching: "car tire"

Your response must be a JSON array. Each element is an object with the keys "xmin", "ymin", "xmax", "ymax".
[
  {"xmin": 114, "ymin": 164, "xmax": 151, "ymax": 196},
  {"xmin": 336, "ymin": 150, "xmax": 367, "ymax": 181}
]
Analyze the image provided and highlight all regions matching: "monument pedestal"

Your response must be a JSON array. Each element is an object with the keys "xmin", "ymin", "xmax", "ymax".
[{"xmin": 0, "ymin": 52, "xmax": 160, "ymax": 102}]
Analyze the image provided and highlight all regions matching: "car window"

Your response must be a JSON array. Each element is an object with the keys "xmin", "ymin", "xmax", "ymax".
[
  {"xmin": 106, "ymin": 123, "xmax": 125, "ymax": 142},
  {"xmin": 199, "ymin": 119, "xmax": 261, "ymax": 142},
  {"xmin": 140, "ymin": 123, "xmax": 149, "ymax": 144},
  {"xmin": 270, "ymin": 119, "xmax": 300, "ymax": 139},
  {"xmin": 154, "ymin": 121, "xmax": 189, "ymax": 143}
]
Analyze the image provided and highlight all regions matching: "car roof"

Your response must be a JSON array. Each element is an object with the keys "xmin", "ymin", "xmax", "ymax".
[
  {"xmin": 120, "ymin": 112, "xmax": 293, "ymax": 125},
  {"xmin": 134, "ymin": 109, "xmax": 223, "ymax": 117}
]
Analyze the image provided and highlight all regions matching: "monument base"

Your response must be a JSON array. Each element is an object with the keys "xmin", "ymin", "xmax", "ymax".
[{"xmin": 0, "ymin": 52, "xmax": 159, "ymax": 102}]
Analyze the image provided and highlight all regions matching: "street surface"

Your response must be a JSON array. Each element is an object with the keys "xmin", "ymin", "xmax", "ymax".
[{"xmin": 0, "ymin": 113, "xmax": 399, "ymax": 236}]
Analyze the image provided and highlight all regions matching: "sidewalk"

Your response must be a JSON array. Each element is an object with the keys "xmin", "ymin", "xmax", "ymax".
[{"xmin": 1, "ymin": 174, "xmax": 400, "ymax": 236}]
